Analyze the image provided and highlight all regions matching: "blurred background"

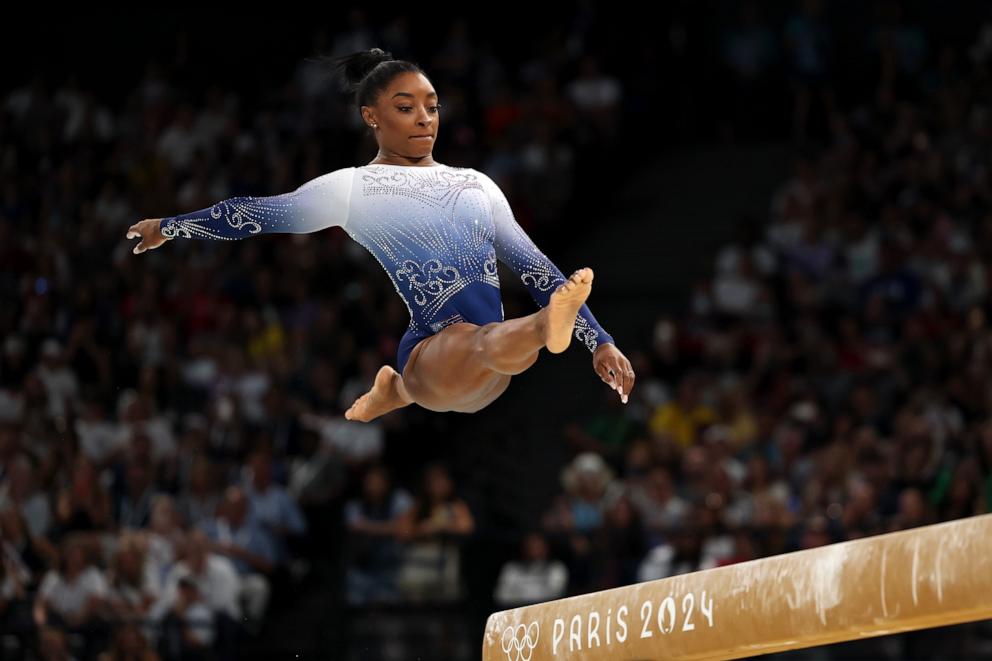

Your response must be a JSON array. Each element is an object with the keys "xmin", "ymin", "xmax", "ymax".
[{"xmin": 2, "ymin": 1, "xmax": 992, "ymax": 659}]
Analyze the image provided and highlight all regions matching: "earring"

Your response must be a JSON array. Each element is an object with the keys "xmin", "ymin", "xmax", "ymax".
[{"xmin": 371, "ymin": 123, "xmax": 378, "ymax": 129}]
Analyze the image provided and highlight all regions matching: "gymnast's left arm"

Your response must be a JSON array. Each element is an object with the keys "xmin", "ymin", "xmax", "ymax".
[
  {"xmin": 126, "ymin": 167, "xmax": 355, "ymax": 253},
  {"xmin": 481, "ymin": 171, "xmax": 636, "ymax": 400}
]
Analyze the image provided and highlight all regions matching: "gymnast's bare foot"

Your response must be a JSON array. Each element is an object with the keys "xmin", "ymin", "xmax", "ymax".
[
  {"xmin": 345, "ymin": 365, "xmax": 413, "ymax": 422},
  {"xmin": 544, "ymin": 267, "xmax": 594, "ymax": 354}
]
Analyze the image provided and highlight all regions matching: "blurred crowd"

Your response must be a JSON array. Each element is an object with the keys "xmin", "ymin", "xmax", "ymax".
[{"xmin": 4, "ymin": 2, "xmax": 992, "ymax": 660}]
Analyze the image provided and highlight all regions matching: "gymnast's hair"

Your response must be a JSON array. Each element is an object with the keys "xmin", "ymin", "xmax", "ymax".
[{"xmin": 320, "ymin": 47, "xmax": 427, "ymax": 129}]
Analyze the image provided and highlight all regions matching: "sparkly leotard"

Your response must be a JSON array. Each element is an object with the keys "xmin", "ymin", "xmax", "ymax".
[{"xmin": 159, "ymin": 163, "xmax": 616, "ymax": 374}]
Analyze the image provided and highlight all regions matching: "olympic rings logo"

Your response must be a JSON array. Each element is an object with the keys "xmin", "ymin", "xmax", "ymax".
[{"xmin": 501, "ymin": 621, "xmax": 540, "ymax": 661}]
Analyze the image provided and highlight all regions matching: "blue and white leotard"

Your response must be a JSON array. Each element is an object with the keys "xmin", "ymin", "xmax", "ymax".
[{"xmin": 159, "ymin": 163, "xmax": 616, "ymax": 374}]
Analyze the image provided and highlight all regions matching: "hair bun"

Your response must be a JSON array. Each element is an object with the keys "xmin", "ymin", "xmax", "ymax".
[
  {"xmin": 368, "ymin": 47, "xmax": 393, "ymax": 64},
  {"xmin": 329, "ymin": 47, "xmax": 395, "ymax": 90},
  {"xmin": 316, "ymin": 47, "xmax": 425, "ymax": 113}
]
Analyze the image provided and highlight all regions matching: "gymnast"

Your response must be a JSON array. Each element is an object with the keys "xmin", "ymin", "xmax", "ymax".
[{"xmin": 126, "ymin": 48, "xmax": 636, "ymax": 422}]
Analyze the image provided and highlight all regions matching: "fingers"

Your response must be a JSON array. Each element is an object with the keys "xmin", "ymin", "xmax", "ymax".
[
  {"xmin": 128, "ymin": 222, "xmax": 144, "ymax": 253},
  {"xmin": 604, "ymin": 366, "xmax": 626, "ymax": 404},
  {"xmin": 607, "ymin": 363, "xmax": 636, "ymax": 404},
  {"xmin": 615, "ymin": 367, "xmax": 628, "ymax": 402},
  {"xmin": 597, "ymin": 364, "xmax": 616, "ymax": 389},
  {"xmin": 623, "ymin": 365, "xmax": 636, "ymax": 401},
  {"xmin": 609, "ymin": 367, "xmax": 622, "ymax": 398}
]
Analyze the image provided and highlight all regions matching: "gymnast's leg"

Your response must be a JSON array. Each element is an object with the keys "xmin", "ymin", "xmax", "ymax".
[
  {"xmin": 345, "ymin": 268, "xmax": 594, "ymax": 421},
  {"xmin": 347, "ymin": 267, "xmax": 595, "ymax": 419},
  {"xmin": 473, "ymin": 267, "xmax": 595, "ymax": 374}
]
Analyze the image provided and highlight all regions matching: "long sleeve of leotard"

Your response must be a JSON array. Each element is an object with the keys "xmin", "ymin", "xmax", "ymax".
[
  {"xmin": 158, "ymin": 168, "xmax": 354, "ymax": 240},
  {"xmin": 479, "ymin": 171, "xmax": 616, "ymax": 354}
]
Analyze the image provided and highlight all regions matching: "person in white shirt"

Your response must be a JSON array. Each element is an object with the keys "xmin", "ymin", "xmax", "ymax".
[
  {"xmin": 494, "ymin": 532, "xmax": 568, "ymax": 607},
  {"xmin": 159, "ymin": 576, "xmax": 216, "ymax": 658},
  {"xmin": 35, "ymin": 339, "xmax": 79, "ymax": 422},
  {"xmin": 33, "ymin": 537, "xmax": 108, "ymax": 628},
  {"xmin": 0, "ymin": 453, "xmax": 52, "ymax": 538},
  {"xmin": 153, "ymin": 529, "xmax": 241, "ymax": 622},
  {"xmin": 152, "ymin": 529, "xmax": 241, "ymax": 657},
  {"xmin": 33, "ymin": 536, "xmax": 110, "ymax": 657}
]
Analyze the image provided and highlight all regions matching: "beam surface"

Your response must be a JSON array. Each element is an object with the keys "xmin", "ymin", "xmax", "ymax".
[{"xmin": 482, "ymin": 514, "xmax": 992, "ymax": 661}]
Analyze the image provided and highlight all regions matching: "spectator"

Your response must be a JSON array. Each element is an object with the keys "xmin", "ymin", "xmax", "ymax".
[
  {"xmin": 201, "ymin": 486, "xmax": 275, "ymax": 623},
  {"xmin": 0, "ymin": 452, "xmax": 52, "ymax": 537},
  {"xmin": 143, "ymin": 496, "xmax": 185, "ymax": 592},
  {"xmin": 35, "ymin": 339, "xmax": 80, "ymax": 423},
  {"xmin": 0, "ymin": 528, "xmax": 33, "ymax": 640},
  {"xmin": 395, "ymin": 464, "xmax": 474, "ymax": 602},
  {"xmin": 0, "ymin": 506, "xmax": 56, "ymax": 585},
  {"xmin": 175, "ymin": 457, "xmax": 220, "ymax": 530},
  {"xmin": 543, "ymin": 452, "xmax": 623, "ymax": 594},
  {"xmin": 114, "ymin": 459, "xmax": 159, "ymax": 531},
  {"xmin": 242, "ymin": 449, "xmax": 306, "ymax": 566},
  {"xmin": 637, "ymin": 525, "xmax": 704, "ymax": 582},
  {"xmin": 105, "ymin": 534, "xmax": 159, "ymax": 629},
  {"xmin": 493, "ymin": 532, "xmax": 568, "ymax": 607},
  {"xmin": 626, "ymin": 466, "xmax": 688, "ymax": 548},
  {"xmin": 34, "ymin": 536, "xmax": 110, "ymax": 657},
  {"xmin": 343, "ymin": 465, "xmax": 413, "ymax": 605},
  {"xmin": 154, "ymin": 529, "xmax": 240, "ymax": 659},
  {"xmin": 97, "ymin": 621, "xmax": 161, "ymax": 661},
  {"xmin": 648, "ymin": 373, "xmax": 717, "ymax": 449},
  {"xmin": 36, "ymin": 625, "xmax": 78, "ymax": 661},
  {"xmin": 158, "ymin": 576, "xmax": 214, "ymax": 661},
  {"xmin": 564, "ymin": 54, "xmax": 622, "ymax": 145},
  {"xmin": 50, "ymin": 458, "xmax": 112, "ymax": 542},
  {"xmin": 75, "ymin": 398, "xmax": 125, "ymax": 470},
  {"xmin": 155, "ymin": 529, "xmax": 240, "ymax": 623}
]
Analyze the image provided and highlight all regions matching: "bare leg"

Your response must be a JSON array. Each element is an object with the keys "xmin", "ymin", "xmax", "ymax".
[
  {"xmin": 475, "ymin": 267, "xmax": 594, "ymax": 374},
  {"xmin": 346, "ymin": 267, "xmax": 595, "ymax": 420},
  {"xmin": 474, "ymin": 313, "xmax": 546, "ymax": 375}
]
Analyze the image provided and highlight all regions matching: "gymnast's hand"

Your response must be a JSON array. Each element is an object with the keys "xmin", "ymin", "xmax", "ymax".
[
  {"xmin": 126, "ymin": 218, "xmax": 170, "ymax": 255},
  {"xmin": 594, "ymin": 343, "xmax": 635, "ymax": 404}
]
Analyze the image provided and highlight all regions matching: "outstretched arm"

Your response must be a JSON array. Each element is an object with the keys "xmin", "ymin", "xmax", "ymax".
[
  {"xmin": 127, "ymin": 167, "xmax": 355, "ymax": 252},
  {"xmin": 481, "ymin": 170, "xmax": 636, "ymax": 398}
]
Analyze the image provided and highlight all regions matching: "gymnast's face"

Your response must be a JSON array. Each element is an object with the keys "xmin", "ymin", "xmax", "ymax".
[{"xmin": 363, "ymin": 71, "xmax": 440, "ymax": 161}]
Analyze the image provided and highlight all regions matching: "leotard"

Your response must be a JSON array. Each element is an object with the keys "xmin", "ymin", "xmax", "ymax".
[{"xmin": 159, "ymin": 163, "xmax": 616, "ymax": 374}]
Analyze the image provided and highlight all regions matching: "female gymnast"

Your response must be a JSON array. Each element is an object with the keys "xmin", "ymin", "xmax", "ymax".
[{"xmin": 126, "ymin": 48, "xmax": 636, "ymax": 422}]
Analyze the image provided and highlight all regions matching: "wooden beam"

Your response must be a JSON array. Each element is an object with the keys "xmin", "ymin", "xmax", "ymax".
[{"xmin": 482, "ymin": 514, "xmax": 992, "ymax": 660}]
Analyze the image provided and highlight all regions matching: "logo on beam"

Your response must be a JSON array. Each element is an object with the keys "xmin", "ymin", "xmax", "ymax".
[{"xmin": 501, "ymin": 621, "xmax": 539, "ymax": 661}]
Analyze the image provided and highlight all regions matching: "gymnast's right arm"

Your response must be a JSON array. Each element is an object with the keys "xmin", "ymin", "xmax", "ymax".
[{"xmin": 126, "ymin": 167, "xmax": 354, "ymax": 253}]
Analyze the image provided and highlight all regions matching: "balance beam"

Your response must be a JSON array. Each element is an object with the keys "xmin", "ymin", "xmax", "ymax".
[{"xmin": 483, "ymin": 514, "xmax": 992, "ymax": 660}]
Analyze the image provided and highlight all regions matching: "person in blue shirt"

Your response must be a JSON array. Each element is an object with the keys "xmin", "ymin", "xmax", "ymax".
[
  {"xmin": 126, "ymin": 48, "xmax": 636, "ymax": 422},
  {"xmin": 200, "ymin": 486, "xmax": 277, "ymax": 577},
  {"xmin": 242, "ymin": 450, "xmax": 306, "ymax": 566}
]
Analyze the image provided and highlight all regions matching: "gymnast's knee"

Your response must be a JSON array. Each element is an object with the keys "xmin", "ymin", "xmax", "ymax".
[{"xmin": 472, "ymin": 322, "xmax": 501, "ymax": 356}]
